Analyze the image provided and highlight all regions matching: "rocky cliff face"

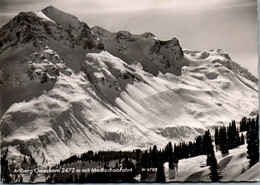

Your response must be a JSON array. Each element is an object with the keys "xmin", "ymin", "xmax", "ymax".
[{"xmin": 92, "ymin": 26, "xmax": 188, "ymax": 76}]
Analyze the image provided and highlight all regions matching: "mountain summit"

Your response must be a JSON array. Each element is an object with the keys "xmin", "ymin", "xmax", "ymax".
[{"xmin": 0, "ymin": 6, "xmax": 258, "ymax": 166}]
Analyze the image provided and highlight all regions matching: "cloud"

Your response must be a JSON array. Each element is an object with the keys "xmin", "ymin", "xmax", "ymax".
[{"xmin": 149, "ymin": 0, "xmax": 256, "ymax": 10}]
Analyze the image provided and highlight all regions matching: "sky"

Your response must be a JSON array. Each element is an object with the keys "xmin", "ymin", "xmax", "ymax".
[{"xmin": 0, "ymin": 0, "xmax": 258, "ymax": 76}]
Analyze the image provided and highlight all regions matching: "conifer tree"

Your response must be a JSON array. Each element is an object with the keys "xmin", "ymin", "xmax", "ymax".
[
  {"xmin": 179, "ymin": 142, "xmax": 184, "ymax": 159},
  {"xmin": 174, "ymin": 144, "xmax": 180, "ymax": 160},
  {"xmin": 151, "ymin": 145, "xmax": 159, "ymax": 167},
  {"xmin": 219, "ymin": 126, "xmax": 229, "ymax": 156},
  {"xmin": 181, "ymin": 142, "xmax": 189, "ymax": 158},
  {"xmin": 208, "ymin": 154, "xmax": 222, "ymax": 182},
  {"xmin": 204, "ymin": 130, "xmax": 222, "ymax": 181},
  {"xmin": 215, "ymin": 128, "xmax": 220, "ymax": 147},
  {"xmin": 203, "ymin": 130, "xmax": 213, "ymax": 156},
  {"xmin": 155, "ymin": 162, "xmax": 166, "ymax": 182},
  {"xmin": 227, "ymin": 122, "xmax": 236, "ymax": 149},
  {"xmin": 165, "ymin": 142, "xmax": 177, "ymax": 169},
  {"xmin": 189, "ymin": 141, "xmax": 195, "ymax": 157},
  {"xmin": 165, "ymin": 142, "xmax": 173, "ymax": 161},
  {"xmin": 195, "ymin": 135, "xmax": 203, "ymax": 155},
  {"xmin": 240, "ymin": 133, "xmax": 245, "ymax": 145},
  {"xmin": 246, "ymin": 115, "xmax": 259, "ymax": 167},
  {"xmin": 19, "ymin": 176, "xmax": 23, "ymax": 183},
  {"xmin": 141, "ymin": 150, "xmax": 151, "ymax": 168},
  {"xmin": 240, "ymin": 117, "xmax": 247, "ymax": 132},
  {"xmin": 140, "ymin": 151, "xmax": 149, "ymax": 180},
  {"xmin": 235, "ymin": 129, "xmax": 240, "ymax": 147}
]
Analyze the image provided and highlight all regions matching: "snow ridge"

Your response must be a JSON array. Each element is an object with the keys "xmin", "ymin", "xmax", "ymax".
[
  {"xmin": 42, "ymin": 5, "xmax": 81, "ymax": 30},
  {"xmin": 184, "ymin": 49, "xmax": 258, "ymax": 83},
  {"xmin": 92, "ymin": 26, "xmax": 188, "ymax": 76}
]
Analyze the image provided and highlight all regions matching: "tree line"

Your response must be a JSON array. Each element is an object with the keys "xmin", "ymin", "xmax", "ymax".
[
  {"xmin": 59, "ymin": 150, "xmax": 138, "ymax": 166},
  {"xmin": 215, "ymin": 120, "xmax": 245, "ymax": 156},
  {"xmin": 43, "ymin": 114, "xmax": 260, "ymax": 182},
  {"xmin": 2, "ymin": 115, "xmax": 258, "ymax": 183},
  {"xmin": 245, "ymin": 115, "xmax": 259, "ymax": 168}
]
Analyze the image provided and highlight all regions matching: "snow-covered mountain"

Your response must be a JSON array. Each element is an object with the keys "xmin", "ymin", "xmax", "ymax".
[
  {"xmin": 91, "ymin": 26, "xmax": 187, "ymax": 76},
  {"xmin": 0, "ymin": 6, "xmax": 258, "ymax": 166}
]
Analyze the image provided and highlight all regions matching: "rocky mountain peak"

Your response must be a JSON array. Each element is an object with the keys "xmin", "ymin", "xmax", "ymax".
[
  {"xmin": 92, "ymin": 26, "xmax": 187, "ymax": 76},
  {"xmin": 42, "ymin": 5, "xmax": 83, "ymax": 30},
  {"xmin": 0, "ymin": 11, "xmax": 48, "ymax": 55},
  {"xmin": 0, "ymin": 6, "xmax": 104, "ymax": 57},
  {"xmin": 42, "ymin": 5, "xmax": 56, "ymax": 11},
  {"xmin": 141, "ymin": 32, "xmax": 155, "ymax": 38}
]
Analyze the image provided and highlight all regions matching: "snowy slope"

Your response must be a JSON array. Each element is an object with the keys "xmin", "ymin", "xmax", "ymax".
[
  {"xmin": 168, "ymin": 144, "xmax": 259, "ymax": 182},
  {"xmin": 0, "ymin": 6, "xmax": 258, "ymax": 167},
  {"xmin": 0, "ymin": 48, "xmax": 167, "ymax": 166}
]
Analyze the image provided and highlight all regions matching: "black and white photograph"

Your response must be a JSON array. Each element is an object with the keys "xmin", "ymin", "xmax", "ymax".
[{"xmin": 0, "ymin": 0, "xmax": 259, "ymax": 183}]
